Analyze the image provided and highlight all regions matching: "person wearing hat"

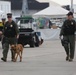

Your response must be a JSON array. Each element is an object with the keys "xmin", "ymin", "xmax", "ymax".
[
  {"xmin": 1, "ymin": 18, "xmax": 6, "ymax": 25},
  {"xmin": 60, "ymin": 12, "xmax": 76, "ymax": 62},
  {"xmin": 0, "ymin": 18, "xmax": 6, "ymax": 35},
  {"xmin": 1, "ymin": 13, "xmax": 19, "ymax": 62},
  {"xmin": 1, "ymin": 18, "xmax": 6, "ymax": 49}
]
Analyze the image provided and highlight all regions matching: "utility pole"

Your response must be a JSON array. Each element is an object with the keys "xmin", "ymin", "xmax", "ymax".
[
  {"xmin": 21, "ymin": 0, "xmax": 28, "ymax": 16},
  {"xmin": 70, "ymin": 0, "xmax": 74, "ymax": 13}
]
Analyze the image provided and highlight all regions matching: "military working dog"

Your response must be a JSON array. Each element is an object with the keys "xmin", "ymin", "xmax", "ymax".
[{"xmin": 11, "ymin": 44, "xmax": 23, "ymax": 62}]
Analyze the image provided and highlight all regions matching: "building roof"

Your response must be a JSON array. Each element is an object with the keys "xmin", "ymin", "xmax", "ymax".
[{"xmin": 4, "ymin": 0, "xmax": 49, "ymax": 10}]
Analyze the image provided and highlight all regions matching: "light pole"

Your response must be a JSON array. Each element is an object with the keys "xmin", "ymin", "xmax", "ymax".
[
  {"xmin": 21, "ymin": 0, "xmax": 28, "ymax": 16},
  {"xmin": 70, "ymin": 0, "xmax": 74, "ymax": 13}
]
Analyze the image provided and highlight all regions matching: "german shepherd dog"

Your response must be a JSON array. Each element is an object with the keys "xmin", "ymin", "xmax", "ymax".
[{"xmin": 11, "ymin": 44, "xmax": 23, "ymax": 62}]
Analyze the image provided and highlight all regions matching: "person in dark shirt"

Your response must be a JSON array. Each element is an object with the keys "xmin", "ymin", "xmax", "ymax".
[
  {"xmin": 1, "ymin": 13, "xmax": 19, "ymax": 62},
  {"xmin": 60, "ymin": 12, "xmax": 76, "ymax": 62}
]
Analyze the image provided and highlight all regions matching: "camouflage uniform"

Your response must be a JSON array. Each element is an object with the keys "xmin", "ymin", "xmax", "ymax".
[
  {"xmin": 1, "ymin": 13, "xmax": 19, "ymax": 62},
  {"xmin": 60, "ymin": 18, "xmax": 76, "ymax": 61}
]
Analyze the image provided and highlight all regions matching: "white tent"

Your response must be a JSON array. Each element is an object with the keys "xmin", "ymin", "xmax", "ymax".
[{"xmin": 33, "ymin": 6, "xmax": 69, "ymax": 18}]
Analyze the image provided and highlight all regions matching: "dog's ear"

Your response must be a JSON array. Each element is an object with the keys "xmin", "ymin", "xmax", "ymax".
[
  {"xmin": 11, "ymin": 45, "xmax": 14, "ymax": 48},
  {"xmin": 11, "ymin": 45, "xmax": 16, "ymax": 50}
]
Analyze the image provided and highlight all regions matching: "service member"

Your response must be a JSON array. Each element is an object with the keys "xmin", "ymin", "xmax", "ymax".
[
  {"xmin": 1, "ymin": 18, "xmax": 6, "ymax": 49},
  {"xmin": 60, "ymin": 12, "xmax": 76, "ymax": 62},
  {"xmin": 1, "ymin": 13, "xmax": 19, "ymax": 62},
  {"xmin": 1, "ymin": 18, "xmax": 6, "ymax": 25}
]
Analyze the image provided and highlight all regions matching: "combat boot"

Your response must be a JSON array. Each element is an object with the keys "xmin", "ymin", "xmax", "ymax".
[
  {"xmin": 66, "ymin": 55, "xmax": 69, "ymax": 61},
  {"xmin": 1, "ymin": 57, "xmax": 7, "ymax": 62}
]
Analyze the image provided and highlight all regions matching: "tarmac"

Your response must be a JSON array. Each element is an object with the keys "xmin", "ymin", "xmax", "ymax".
[{"xmin": 0, "ymin": 40, "xmax": 76, "ymax": 75}]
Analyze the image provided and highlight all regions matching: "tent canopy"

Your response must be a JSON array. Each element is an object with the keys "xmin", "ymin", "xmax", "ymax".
[{"xmin": 33, "ymin": 6, "xmax": 69, "ymax": 17}]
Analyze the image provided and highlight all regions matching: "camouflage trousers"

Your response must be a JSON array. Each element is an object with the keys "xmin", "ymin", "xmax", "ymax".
[
  {"xmin": 2, "ymin": 37, "xmax": 17, "ymax": 60},
  {"xmin": 63, "ymin": 35, "xmax": 75, "ymax": 59}
]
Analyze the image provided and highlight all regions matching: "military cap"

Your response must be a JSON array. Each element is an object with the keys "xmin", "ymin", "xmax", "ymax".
[
  {"xmin": 1, "ymin": 18, "xmax": 6, "ymax": 20},
  {"xmin": 7, "ymin": 13, "xmax": 12, "ymax": 18},
  {"xmin": 67, "ymin": 12, "xmax": 73, "ymax": 16}
]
